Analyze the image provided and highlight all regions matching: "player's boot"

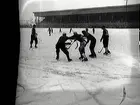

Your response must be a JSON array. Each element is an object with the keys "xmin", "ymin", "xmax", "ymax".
[
  {"xmin": 82, "ymin": 57, "xmax": 88, "ymax": 61},
  {"xmin": 94, "ymin": 54, "xmax": 97, "ymax": 58},
  {"xmin": 66, "ymin": 54, "xmax": 72, "ymax": 62},
  {"xmin": 103, "ymin": 52, "xmax": 108, "ymax": 55},
  {"xmin": 79, "ymin": 56, "xmax": 83, "ymax": 60},
  {"xmin": 68, "ymin": 59, "xmax": 72, "ymax": 62},
  {"xmin": 107, "ymin": 50, "xmax": 111, "ymax": 54},
  {"xmin": 35, "ymin": 45, "xmax": 38, "ymax": 48},
  {"xmin": 56, "ymin": 58, "xmax": 59, "ymax": 60},
  {"xmin": 89, "ymin": 54, "xmax": 96, "ymax": 58},
  {"xmin": 89, "ymin": 55, "xmax": 94, "ymax": 57},
  {"xmin": 79, "ymin": 53, "xmax": 84, "ymax": 60},
  {"xmin": 56, "ymin": 55, "xmax": 59, "ymax": 60},
  {"xmin": 30, "ymin": 45, "xmax": 32, "ymax": 48},
  {"xmin": 89, "ymin": 54, "xmax": 92, "ymax": 57}
]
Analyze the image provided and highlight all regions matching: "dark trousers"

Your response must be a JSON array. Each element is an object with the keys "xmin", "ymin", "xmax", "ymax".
[
  {"xmin": 56, "ymin": 43, "xmax": 70, "ymax": 60},
  {"xmin": 30, "ymin": 35, "xmax": 38, "ymax": 46},
  {"xmin": 89, "ymin": 40, "xmax": 96, "ymax": 56},
  {"xmin": 49, "ymin": 31, "xmax": 51, "ymax": 36},
  {"xmin": 103, "ymin": 38, "xmax": 109, "ymax": 48}
]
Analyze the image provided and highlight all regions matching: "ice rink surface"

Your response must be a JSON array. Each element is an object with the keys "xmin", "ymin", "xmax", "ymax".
[{"xmin": 16, "ymin": 28, "xmax": 140, "ymax": 105}]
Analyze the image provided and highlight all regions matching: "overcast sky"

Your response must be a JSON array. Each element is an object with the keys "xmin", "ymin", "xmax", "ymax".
[{"xmin": 19, "ymin": 0, "xmax": 140, "ymax": 20}]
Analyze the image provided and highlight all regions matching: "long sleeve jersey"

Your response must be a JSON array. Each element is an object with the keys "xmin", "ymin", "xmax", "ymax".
[
  {"xmin": 68, "ymin": 34, "xmax": 86, "ymax": 42},
  {"xmin": 101, "ymin": 29, "xmax": 109, "ymax": 41},
  {"xmin": 86, "ymin": 33, "xmax": 96, "ymax": 44},
  {"xmin": 31, "ymin": 28, "xmax": 36, "ymax": 36},
  {"xmin": 57, "ymin": 36, "xmax": 69, "ymax": 44}
]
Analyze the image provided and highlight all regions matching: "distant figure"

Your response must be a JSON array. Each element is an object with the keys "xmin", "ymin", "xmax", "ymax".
[
  {"xmin": 48, "ymin": 27, "xmax": 51, "ymax": 36},
  {"xmin": 82, "ymin": 30, "xmax": 96, "ymax": 58},
  {"xmin": 59, "ymin": 28, "xmax": 62, "ymax": 33},
  {"xmin": 55, "ymin": 33, "xmax": 72, "ymax": 62},
  {"xmin": 30, "ymin": 24, "xmax": 38, "ymax": 48},
  {"xmin": 139, "ymin": 28, "xmax": 140, "ymax": 52},
  {"xmin": 100, "ymin": 26, "xmax": 111, "ymax": 55},
  {"xmin": 86, "ymin": 28, "xmax": 88, "ymax": 33},
  {"xmin": 51, "ymin": 28, "xmax": 53, "ymax": 33},
  {"xmin": 68, "ymin": 32, "xmax": 88, "ymax": 61},
  {"xmin": 69, "ymin": 28, "xmax": 72, "ymax": 33},
  {"xmin": 139, "ymin": 29, "xmax": 140, "ymax": 45},
  {"xmin": 92, "ymin": 26, "xmax": 95, "ymax": 34}
]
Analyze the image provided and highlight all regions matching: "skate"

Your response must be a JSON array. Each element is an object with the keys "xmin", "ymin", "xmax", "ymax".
[
  {"xmin": 89, "ymin": 55, "xmax": 94, "ymax": 58},
  {"xmin": 89, "ymin": 54, "xmax": 92, "ymax": 57},
  {"xmin": 35, "ymin": 46, "xmax": 38, "ymax": 48},
  {"xmin": 107, "ymin": 50, "xmax": 111, "ymax": 54},
  {"xmin": 79, "ymin": 56, "xmax": 83, "ymax": 60},
  {"xmin": 56, "ymin": 56, "xmax": 59, "ymax": 60},
  {"xmin": 89, "ymin": 54, "xmax": 96, "ymax": 58},
  {"xmin": 66, "ymin": 54, "xmax": 72, "ymax": 62},
  {"xmin": 30, "ymin": 45, "xmax": 32, "ymax": 48},
  {"xmin": 103, "ymin": 52, "xmax": 108, "ymax": 55},
  {"xmin": 68, "ymin": 59, "xmax": 72, "ymax": 62},
  {"xmin": 82, "ymin": 58, "xmax": 88, "ymax": 61}
]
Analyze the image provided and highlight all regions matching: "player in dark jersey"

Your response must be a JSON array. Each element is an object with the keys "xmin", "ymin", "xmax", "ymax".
[
  {"xmin": 30, "ymin": 24, "xmax": 38, "ymax": 48},
  {"xmin": 100, "ymin": 26, "xmax": 111, "ymax": 55},
  {"xmin": 69, "ymin": 28, "xmax": 72, "ymax": 33},
  {"xmin": 82, "ymin": 30, "xmax": 97, "ymax": 58},
  {"xmin": 55, "ymin": 33, "xmax": 72, "ymax": 62},
  {"xmin": 48, "ymin": 27, "xmax": 51, "ymax": 36},
  {"xmin": 92, "ymin": 26, "xmax": 95, "ymax": 34},
  {"xmin": 59, "ymin": 28, "xmax": 62, "ymax": 33},
  {"xmin": 86, "ymin": 28, "xmax": 88, "ymax": 33},
  {"xmin": 51, "ymin": 28, "xmax": 53, "ymax": 33},
  {"xmin": 68, "ymin": 32, "xmax": 88, "ymax": 61}
]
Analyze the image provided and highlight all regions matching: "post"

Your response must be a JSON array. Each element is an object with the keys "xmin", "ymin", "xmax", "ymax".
[{"xmin": 125, "ymin": 0, "xmax": 128, "ymax": 27}]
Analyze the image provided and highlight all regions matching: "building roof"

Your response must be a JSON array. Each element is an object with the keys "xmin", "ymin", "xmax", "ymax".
[{"xmin": 34, "ymin": 4, "xmax": 139, "ymax": 17}]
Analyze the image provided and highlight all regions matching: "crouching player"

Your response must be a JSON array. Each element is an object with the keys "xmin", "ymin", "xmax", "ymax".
[{"xmin": 55, "ymin": 33, "xmax": 72, "ymax": 62}]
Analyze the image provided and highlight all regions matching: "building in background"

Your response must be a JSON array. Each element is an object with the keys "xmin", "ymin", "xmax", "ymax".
[{"xmin": 33, "ymin": 4, "xmax": 139, "ymax": 28}]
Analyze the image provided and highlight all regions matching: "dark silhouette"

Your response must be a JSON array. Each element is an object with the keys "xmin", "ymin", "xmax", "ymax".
[
  {"xmin": 51, "ymin": 28, "xmax": 53, "ymax": 33},
  {"xmin": 86, "ymin": 28, "xmax": 88, "ymax": 33},
  {"xmin": 59, "ymin": 28, "xmax": 62, "ymax": 33},
  {"xmin": 100, "ymin": 26, "xmax": 111, "ymax": 55},
  {"xmin": 30, "ymin": 24, "xmax": 38, "ymax": 48},
  {"xmin": 48, "ymin": 27, "xmax": 51, "ymax": 36},
  {"xmin": 82, "ymin": 30, "xmax": 97, "ymax": 58},
  {"xmin": 92, "ymin": 26, "xmax": 95, "ymax": 34},
  {"xmin": 69, "ymin": 28, "xmax": 72, "ymax": 33},
  {"xmin": 55, "ymin": 33, "xmax": 72, "ymax": 62}
]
